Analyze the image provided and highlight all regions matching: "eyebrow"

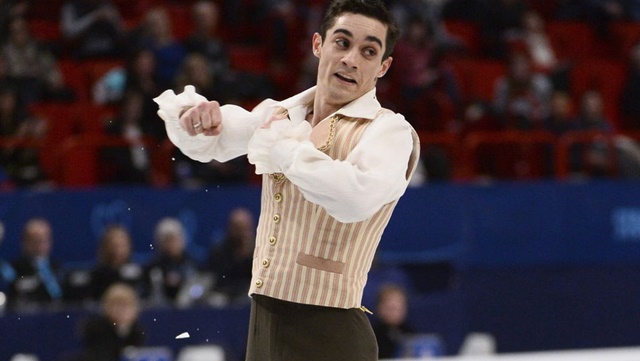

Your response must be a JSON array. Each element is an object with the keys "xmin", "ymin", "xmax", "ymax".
[{"xmin": 332, "ymin": 28, "xmax": 383, "ymax": 49}]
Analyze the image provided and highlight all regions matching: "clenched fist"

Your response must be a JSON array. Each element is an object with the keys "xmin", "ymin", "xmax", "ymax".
[{"xmin": 180, "ymin": 101, "xmax": 223, "ymax": 136}]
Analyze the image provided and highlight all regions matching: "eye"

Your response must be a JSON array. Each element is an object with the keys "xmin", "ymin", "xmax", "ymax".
[
  {"xmin": 363, "ymin": 48, "xmax": 378, "ymax": 57},
  {"xmin": 335, "ymin": 39, "xmax": 349, "ymax": 48}
]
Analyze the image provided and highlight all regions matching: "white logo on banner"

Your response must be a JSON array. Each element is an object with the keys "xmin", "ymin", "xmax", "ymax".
[{"xmin": 611, "ymin": 208, "xmax": 640, "ymax": 242}]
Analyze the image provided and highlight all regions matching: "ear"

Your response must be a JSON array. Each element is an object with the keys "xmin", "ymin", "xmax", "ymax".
[
  {"xmin": 377, "ymin": 56, "xmax": 393, "ymax": 78},
  {"xmin": 312, "ymin": 32, "xmax": 322, "ymax": 58}
]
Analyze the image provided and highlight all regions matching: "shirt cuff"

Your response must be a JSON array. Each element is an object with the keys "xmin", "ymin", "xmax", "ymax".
[{"xmin": 247, "ymin": 118, "xmax": 311, "ymax": 174}]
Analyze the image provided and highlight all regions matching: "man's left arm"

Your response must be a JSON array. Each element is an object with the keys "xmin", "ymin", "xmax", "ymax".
[{"xmin": 267, "ymin": 114, "xmax": 415, "ymax": 223}]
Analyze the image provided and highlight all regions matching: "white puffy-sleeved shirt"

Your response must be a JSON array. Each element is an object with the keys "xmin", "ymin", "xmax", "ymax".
[{"xmin": 155, "ymin": 85, "xmax": 420, "ymax": 308}]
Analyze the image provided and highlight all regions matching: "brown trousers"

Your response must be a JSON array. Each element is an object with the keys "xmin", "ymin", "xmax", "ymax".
[{"xmin": 245, "ymin": 295, "xmax": 378, "ymax": 361}]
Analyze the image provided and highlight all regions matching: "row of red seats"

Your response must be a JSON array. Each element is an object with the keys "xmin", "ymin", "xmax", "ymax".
[
  {"xmin": 445, "ymin": 19, "xmax": 640, "ymax": 61},
  {"xmin": 448, "ymin": 57, "xmax": 628, "ymax": 127},
  {"xmin": 2, "ymin": 129, "xmax": 637, "ymax": 187}
]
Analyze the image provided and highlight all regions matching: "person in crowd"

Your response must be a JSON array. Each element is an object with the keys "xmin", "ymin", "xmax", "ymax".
[
  {"xmin": 206, "ymin": 207, "xmax": 255, "ymax": 303},
  {"xmin": 0, "ymin": 0, "xmax": 29, "ymax": 41},
  {"xmin": 575, "ymin": 89, "xmax": 613, "ymax": 132},
  {"xmin": 392, "ymin": 15, "xmax": 460, "ymax": 131},
  {"xmin": 9, "ymin": 217, "xmax": 63, "ymax": 310},
  {"xmin": 620, "ymin": 41, "xmax": 640, "ymax": 130},
  {"xmin": 555, "ymin": 0, "xmax": 640, "ymax": 38},
  {"xmin": 0, "ymin": 84, "xmax": 50, "ymax": 188},
  {"xmin": 144, "ymin": 217, "xmax": 199, "ymax": 305},
  {"xmin": 1, "ymin": 17, "xmax": 74, "ymax": 104},
  {"xmin": 61, "ymin": 0, "xmax": 125, "ymax": 59},
  {"xmin": 183, "ymin": 1, "xmax": 231, "ymax": 77},
  {"xmin": 154, "ymin": 0, "xmax": 420, "ymax": 359},
  {"xmin": 572, "ymin": 90, "xmax": 615, "ymax": 177},
  {"xmin": 493, "ymin": 51, "xmax": 552, "ymax": 130},
  {"xmin": 543, "ymin": 90, "xmax": 579, "ymax": 136},
  {"xmin": 122, "ymin": 48, "xmax": 166, "ymax": 140},
  {"xmin": 372, "ymin": 283, "xmax": 415, "ymax": 359},
  {"xmin": 542, "ymin": 91, "xmax": 579, "ymax": 176},
  {"xmin": 90, "ymin": 225, "xmax": 145, "ymax": 301},
  {"xmin": 182, "ymin": 1, "xmax": 275, "ymax": 102},
  {"xmin": 172, "ymin": 53, "xmax": 250, "ymax": 187},
  {"xmin": 508, "ymin": 9, "xmax": 570, "ymax": 91},
  {"xmin": 100, "ymin": 89, "xmax": 154, "ymax": 185},
  {"xmin": 477, "ymin": 0, "xmax": 529, "ymax": 59},
  {"xmin": 79, "ymin": 283, "xmax": 145, "ymax": 361},
  {"xmin": 391, "ymin": 0, "xmax": 461, "ymax": 49},
  {"xmin": 128, "ymin": 6, "xmax": 187, "ymax": 89},
  {"xmin": 0, "ymin": 221, "xmax": 16, "ymax": 297}
]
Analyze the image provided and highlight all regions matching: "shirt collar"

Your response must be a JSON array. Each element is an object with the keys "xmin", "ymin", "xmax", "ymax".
[{"xmin": 272, "ymin": 86, "xmax": 382, "ymax": 120}]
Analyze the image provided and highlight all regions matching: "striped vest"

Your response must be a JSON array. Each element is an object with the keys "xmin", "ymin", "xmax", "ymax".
[{"xmin": 249, "ymin": 112, "xmax": 420, "ymax": 309}]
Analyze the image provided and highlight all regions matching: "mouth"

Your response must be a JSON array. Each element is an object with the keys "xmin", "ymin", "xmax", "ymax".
[{"xmin": 334, "ymin": 72, "xmax": 357, "ymax": 85}]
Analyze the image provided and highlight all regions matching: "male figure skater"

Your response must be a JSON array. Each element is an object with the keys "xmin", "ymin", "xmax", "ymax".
[{"xmin": 154, "ymin": 1, "xmax": 420, "ymax": 359}]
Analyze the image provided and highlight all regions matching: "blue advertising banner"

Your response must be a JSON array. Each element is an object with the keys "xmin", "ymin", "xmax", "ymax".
[{"xmin": 1, "ymin": 180, "xmax": 640, "ymax": 268}]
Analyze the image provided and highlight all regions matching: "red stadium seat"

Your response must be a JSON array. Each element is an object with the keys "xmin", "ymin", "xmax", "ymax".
[
  {"xmin": 546, "ymin": 21, "xmax": 602, "ymax": 61},
  {"xmin": 450, "ymin": 59, "xmax": 507, "ymax": 103}
]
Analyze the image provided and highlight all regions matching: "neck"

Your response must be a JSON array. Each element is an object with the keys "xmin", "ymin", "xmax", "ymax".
[{"xmin": 310, "ymin": 97, "xmax": 341, "ymax": 127}]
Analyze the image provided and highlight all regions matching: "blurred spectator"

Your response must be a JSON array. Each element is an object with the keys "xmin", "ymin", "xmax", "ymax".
[
  {"xmin": 79, "ymin": 283, "xmax": 145, "ymax": 361},
  {"xmin": 574, "ymin": 90, "xmax": 614, "ymax": 177},
  {"xmin": 477, "ymin": 0, "xmax": 529, "ymax": 59},
  {"xmin": 542, "ymin": 91, "xmax": 579, "ymax": 176},
  {"xmin": 122, "ymin": 48, "xmax": 165, "ymax": 139},
  {"xmin": 620, "ymin": 42, "xmax": 640, "ymax": 130},
  {"xmin": 372, "ymin": 283, "xmax": 415, "ymax": 359},
  {"xmin": 184, "ymin": 1, "xmax": 230, "ymax": 77},
  {"xmin": 0, "ymin": 222, "xmax": 16, "ymax": 298},
  {"xmin": 9, "ymin": 217, "xmax": 63, "ymax": 311},
  {"xmin": 206, "ymin": 207, "xmax": 255, "ymax": 303},
  {"xmin": 90, "ymin": 225, "xmax": 145, "ymax": 300},
  {"xmin": 393, "ymin": 15, "xmax": 460, "ymax": 131},
  {"xmin": 555, "ymin": 0, "xmax": 640, "ymax": 37},
  {"xmin": 129, "ymin": 6, "xmax": 187, "ymax": 89},
  {"xmin": 0, "ymin": 1, "xmax": 29, "ymax": 41},
  {"xmin": 391, "ymin": 0, "xmax": 462, "ymax": 49},
  {"xmin": 508, "ymin": 9, "xmax": 570, "ymax": 92},
  {"xmin": 2, "ymin": 17, "xmax": 75, "ymax": 105},
  {"xmin": 543, "ymin": 91, "xmax": 579, "ymax": 135},
  {"xmin": 171, "ymin": 53, "xmax": 250, "ymax": 187},
  {"xmin": 260, "ymin": 0, "xmax": 303, "ymax": 68},
  {"xmin": 573, "ymin": 88, "xmax": 640, "ymax": 178},
  {"xmin": 61, "ymin": 0, "xmax": 125, "ymax": 59},
  {"xmin": 174, "ymin": 53, "xmax": 228, "ymax": 102},
  {"xmin": 100, "ymin": 90, "xmax": 154, "ymax": 185},
  {"xmin": 493, "ymin": 51, "xmax": 552, "ymax": 130},
  {"xmin": 144, "ymin": 217, "xmax": 199, "ymax": 305},
  {"xmin": 576, "ymin": 90, "xmax": 613, "ymax": 132},
  {"xmin": 0, "ymin": 85, "xmax": 50, "ymax": 188}
]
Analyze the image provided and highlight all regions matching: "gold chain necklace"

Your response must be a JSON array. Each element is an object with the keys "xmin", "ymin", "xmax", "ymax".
[{"xmin": 317, "ymin": 114, "xmax": 339, "ymax": 152}]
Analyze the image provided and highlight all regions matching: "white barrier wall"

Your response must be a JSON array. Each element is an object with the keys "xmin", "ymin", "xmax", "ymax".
[{"xmin": 382, "ymin": 347, "xmax": 640, "ymax": 361}]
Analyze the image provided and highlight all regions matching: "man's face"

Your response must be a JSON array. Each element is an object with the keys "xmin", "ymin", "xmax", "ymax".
[{"xmin": 313, "ymin": 13, "xmax": 392, "ymax": 108}]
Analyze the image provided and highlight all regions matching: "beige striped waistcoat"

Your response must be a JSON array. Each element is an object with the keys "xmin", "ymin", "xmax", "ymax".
[{"xmin": 248, "ymin": 113, "xmax": 420, "ymax": 309}]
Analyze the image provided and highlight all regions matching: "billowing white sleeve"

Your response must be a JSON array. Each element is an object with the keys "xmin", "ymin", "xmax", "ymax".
[
  {"xmin": 266, "ymin": 114, "xmax": 415, "ymax": 223},
  {"xmin": 153, "ymin": 86, "xmax": 271, "ymax": 163}
]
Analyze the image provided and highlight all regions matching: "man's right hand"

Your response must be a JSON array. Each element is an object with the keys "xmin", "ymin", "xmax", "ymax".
[{"xmin": 180, "ymin": 101, "xmax": 224, "ymax": 136}]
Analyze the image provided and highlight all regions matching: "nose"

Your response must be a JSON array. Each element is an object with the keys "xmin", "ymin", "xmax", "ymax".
[{"xmin": 341, "ymin": 48, "xmax": 358, "ymax": 69}]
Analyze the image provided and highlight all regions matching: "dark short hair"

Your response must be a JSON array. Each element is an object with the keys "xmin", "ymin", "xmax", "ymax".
[{"xmin": 319, "ymin": 0, "xmax": 400, "ymax": 60}]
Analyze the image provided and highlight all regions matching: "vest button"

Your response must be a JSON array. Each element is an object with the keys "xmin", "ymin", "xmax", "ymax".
[
  {"xmin": 273, "ymin": 214, "xmax": 281, "ymax": 223},
  {"xmin": 262, "ymin": 259, "xmax": 270, "ymax": 268},
  {"xmin": 274, "ymin": 193, "xmax": 283, "ymax": 202},
  {"xmin": 268, "ymin": 236, "xmax": 277, "ymax": 245},
  {"xmin": 255, "ymin": 279, "xmax": 263, "ymax": 288}
]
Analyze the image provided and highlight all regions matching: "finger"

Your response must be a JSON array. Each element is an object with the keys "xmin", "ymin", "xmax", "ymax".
[
  {"xmin": 203, "ymin": 123, "xmax": 223, "ymax": 136},
  {"xmin": 204, "ymin": 101, "xmax": 221, "ymax": 130},
  {"xmin": 181, "ymin": 107, "xmax": 200, "ymax": 136}
]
